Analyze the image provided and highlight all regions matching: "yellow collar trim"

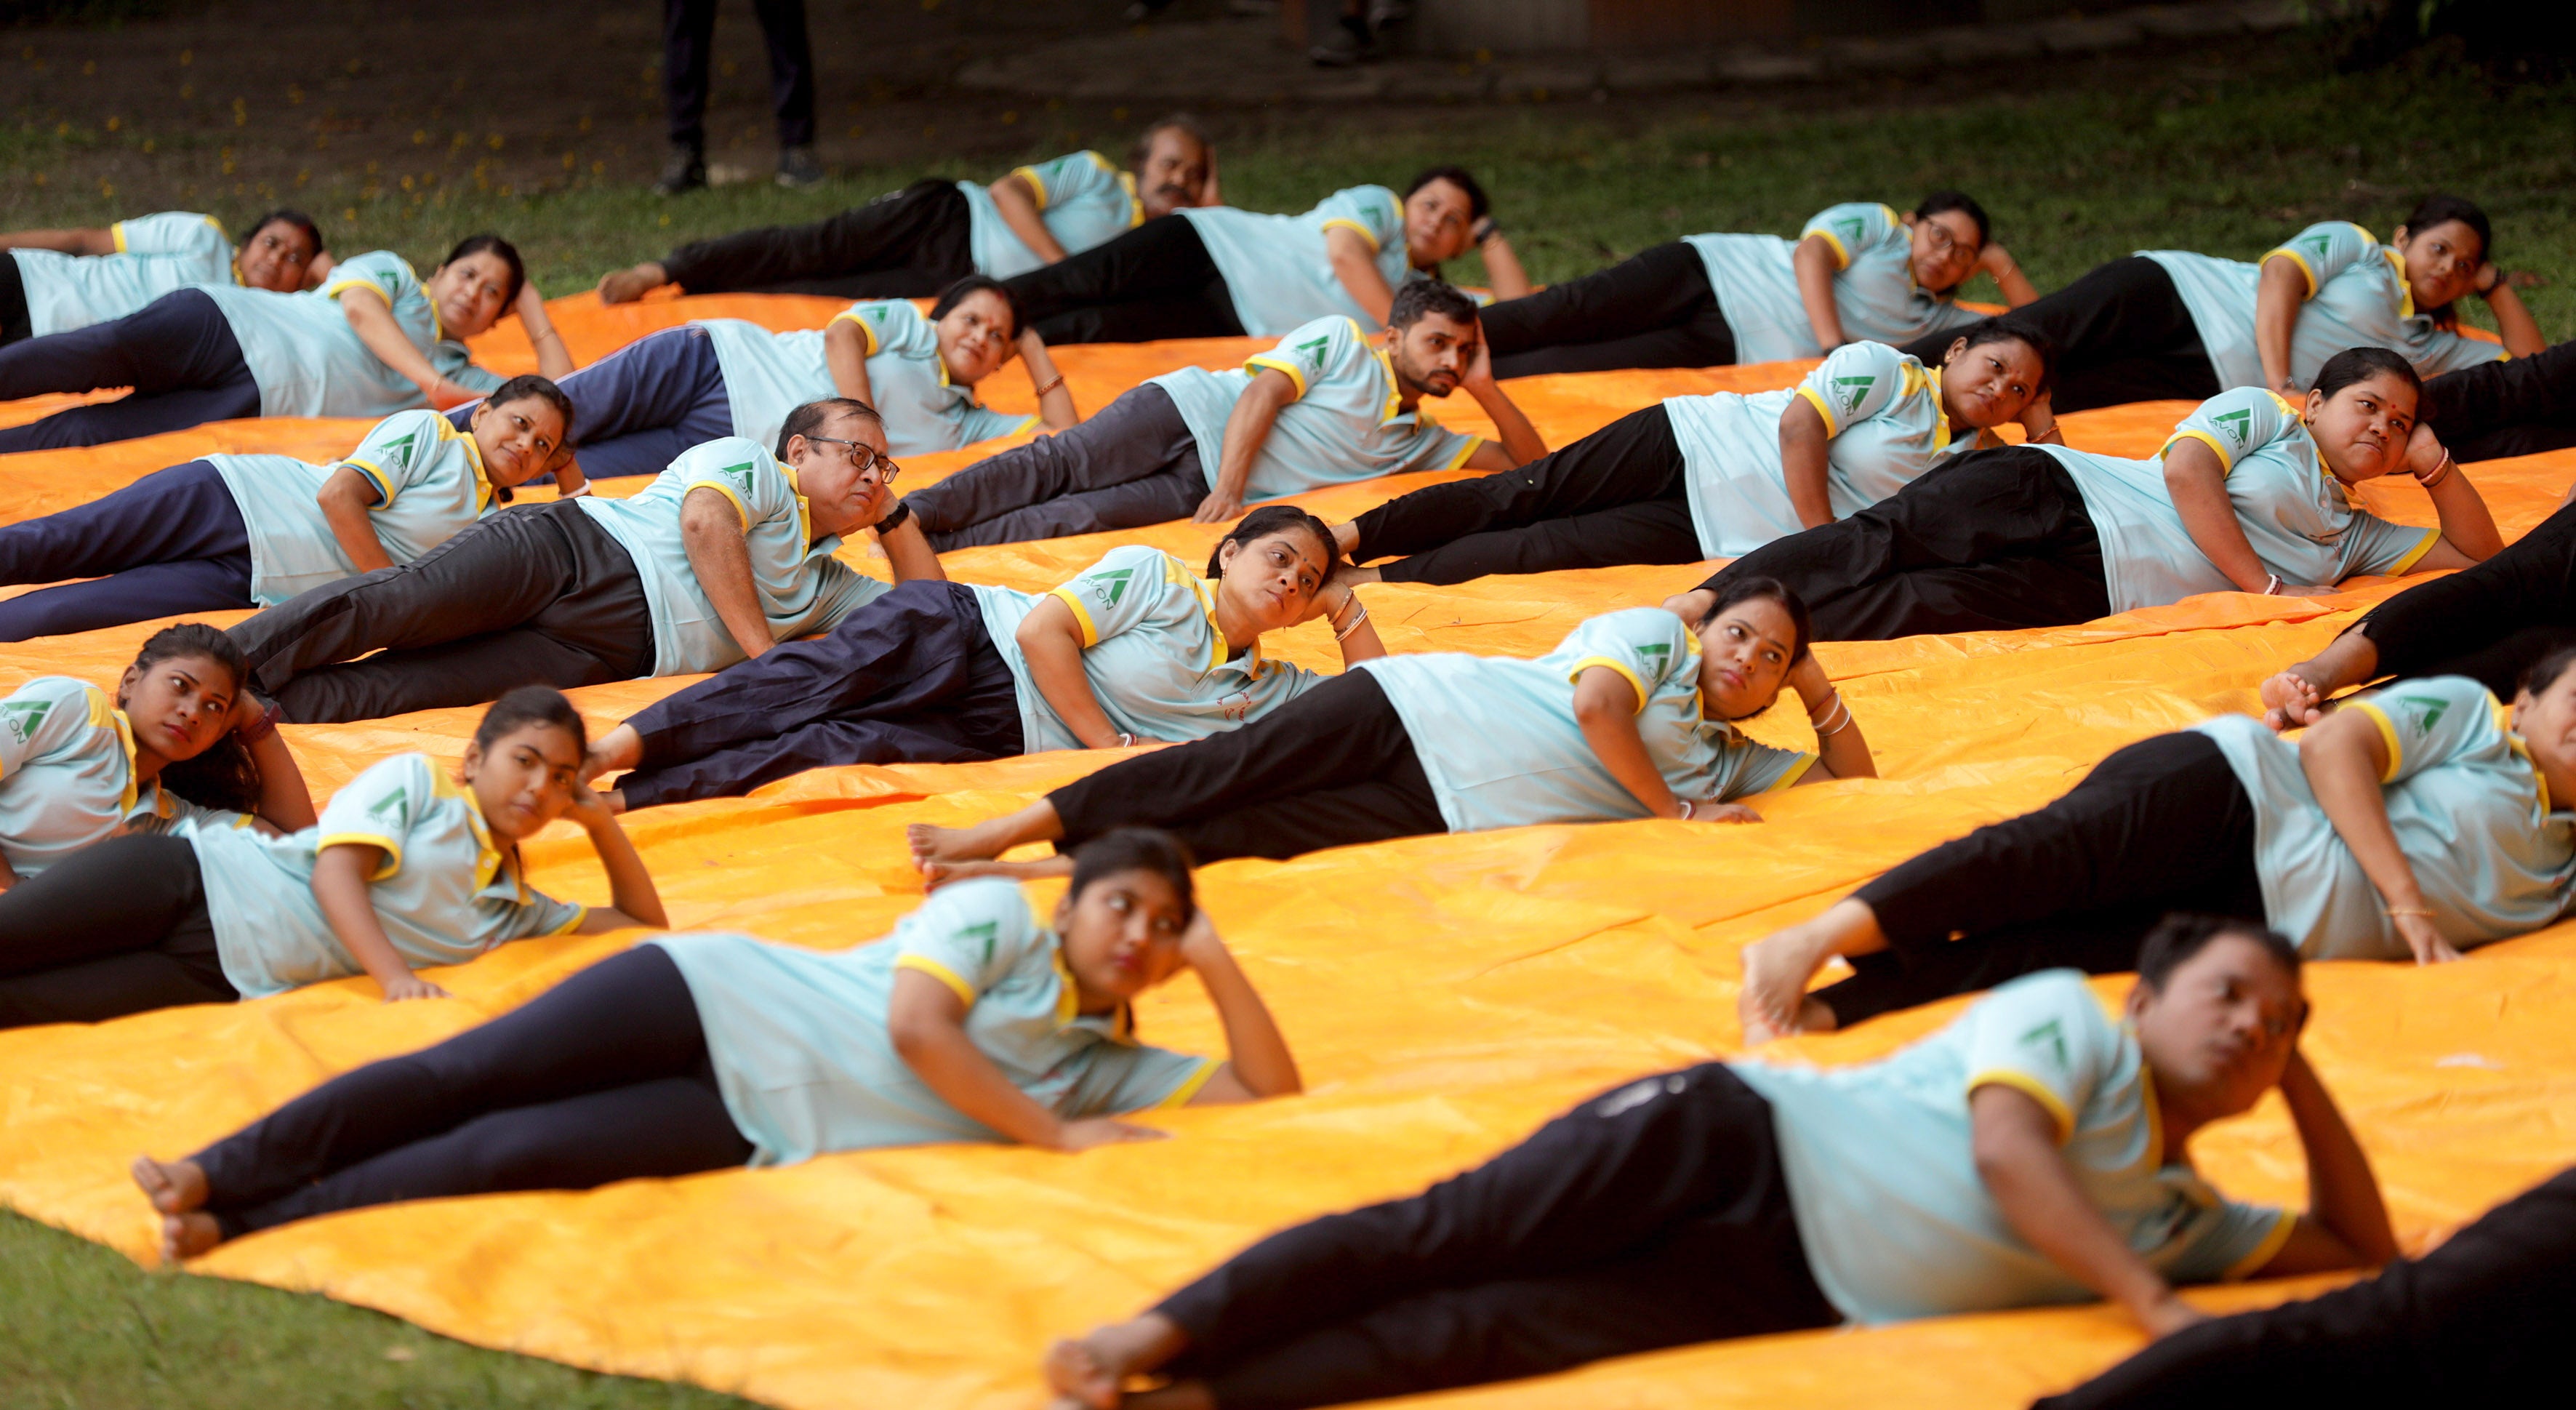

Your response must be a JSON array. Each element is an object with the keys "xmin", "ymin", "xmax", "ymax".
[
  {"xmin": 1371, "ymin": 342, "xmax": 1403, "ymax": 423},
  {"xmin": 2138, "ymin": 1050, "xmax": 2167, "ymax": 1169},
  {"xmin": 2497, "ymin": 698, "xmax": 2553, "ymax": 815},
  {"xmin": 1119, "ymin": 171, "xmax": 1144, "ymax": 228},
  {"xmin": 431, "ymin": 767, "xmax": 521, "ymax": 900},
  {"xmin": 107, "ymin": 702, "xmax": 142, "ymax": 817},
  {"xmin": 785, "ymin": 462, "xmax": 816, "ymax": 545},
  {"xmin": 443, "ymin": 415, "xmax": 497, "ymax": 511},
  {"xmin": 2382, "ymin": 245, "xmax": 2416, "ymax": 320}
]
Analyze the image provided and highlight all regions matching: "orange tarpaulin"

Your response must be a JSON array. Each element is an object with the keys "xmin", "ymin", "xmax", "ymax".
[{"xmin": 2, "ymin": 294, "xmax": 2573, "ymax": 1410}]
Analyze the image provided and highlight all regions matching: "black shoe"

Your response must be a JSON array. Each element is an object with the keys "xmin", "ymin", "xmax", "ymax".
[
  {"xmin": 654, "ymin": 144, "xmax": 707, "ymax": 196},
  {"xmin": 776, "ymin": 145, "xmax": 825, "ymax": 189}
]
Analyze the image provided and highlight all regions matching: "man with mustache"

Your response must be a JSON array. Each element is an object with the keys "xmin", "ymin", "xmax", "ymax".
[
  {"xmin": 900, "ymin": 279, "xmax": 1546, "ymax": 549},
  {"xmin": 598, "ymin": 118, "xmax": 1220, "ymax": 304}
]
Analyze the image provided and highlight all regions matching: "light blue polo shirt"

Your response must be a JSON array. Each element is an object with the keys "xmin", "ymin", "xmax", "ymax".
[
  {"xmin": 967, "ymin": 544, "xmax": 1327, "ymax": 754},
  {"xmin": 1177, "ymin": 185, "xmax": 1411, "ymax": 337},
  {"xmin": 185, "ymin": 752, "xmax": 585, "ymax": 999},
  {"xmin": 2037, "ymin": 388, "xmax": 2436, "ymax": 614},
  {"xmin": 205, "ymin": 408, "xmax": 500, "ymax": 606},
  {"xmin": 1685, "ymin": 202, "xmax": 1983, "ymax": 365},
  {"xmin": 2194, "ymin": 677, "xmax": 2576, "ymax": 961},
  {"xmin": 13, "ymin": 211, "xmax": 234, "ymax": 337},
  {"xmin": 198, "ymin": 249, "xmax": 504, "ymax": 419},
  {"xmin": 1732, "ymin": 969, "xmax": 2291, "ymax": 1324},
  {"xmin": 0, "ymin": 678, "xmax": 234, "ymax": 880},
  {"xmin": 1357, "ymin": 607, "xmax": 1813, "ymax": 834},
  {"xmin": 827, "ymin": 300, "xmax": 1035, "ymax": 456},
  {"xmin": 576, "ymin": 437, "xmax": 889, "ymax": 676},
  {"xmin": 1666, "ymin": 339, "xmax": 1975, "ymax": 556},
  {"xmin": 1148, "ymin": 315, "xmax": 1481, "ymax": 502},
  {"xmin": 959, "ymin": 150, "xmax": 1143, "ymax": 281},
  {"xmin": 2143, "ymin": 222, "xmax": 2506, "ymax": 393},
  {"xmin": 649, "ymin": 878, "xmax": 1218, "ymax": 1166}
]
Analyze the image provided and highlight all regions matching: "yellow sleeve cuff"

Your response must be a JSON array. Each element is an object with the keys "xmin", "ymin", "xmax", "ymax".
[
  {"xmin": 828, "ymin": 309, "xmax": 883, "ymax": 356},
  {"xmin": 1794, "ymin": 383, "xmax": 1842, "ymax": 436},
  {"xmin": 1153, "ymin": 1057, "xmax": 1226, "ymax": 1110},
  {"xmin": 323, "ymin": 276, "xmax": 395, "ymax": 307},
  {"xmin": 2385, "ymin": 529, "xmax": 2441, "ymax": 576},
  {"xmin": 316, "ymin": 833, "xmax": 404, "ymax": 881},
  {"xmin": 1046, "ymin": 585, "xmax": 1104, "ymax": 646},
  {"xmin": 2159, "ymin": 427, "xmax": 2236, "ymax": 476},
  {"xmin": 894, "ymin": 952, "xmax": 979, "ymax": 1007},
  {"xmin": 1243, "ymin": 353, "xmax": 1309, "ymax": 398},
  {"xmin": 2223, "ymin": 1209, "xmax": 2302, "ymax": 1281},
  {"xmin": 547, "ymin": 905, "xmax": 590, "ymax": 937},
  {"xmin": 2263, "ymin": 248, "xmax": 2321, "ymax": 300},
  {"xmin": 1764, "ymin": 753, "xmax": 1819, "ymax": 793},
  {"xmin": 1568, "ymin": 655, "xmax": 1650, "ymax": 714},
  {"xmin": 340, "ymin": 457, "xmax": 398, "ymax": 506},
  {"xmin": 1802, "ymin": 228, "xmax": 1853, "ymax": 271},
  {"xmin": 1969, "ymin": 1069, "xmax": 2077, "ymax": 1145},
  {"xmin": 2349, "ymin": 701, "xmax": 2404, "ymax": 781},
  {"xmin": 1318, "ymin": 217, "xmax": 1381, "ymax": 252},
  {"xmin": 686, "ymin": 478, "xmax": 753, "ymax": 531},
  {"xmin": 1443, "ymin": 436, "xmax": 1484, "ymax": 470},
  {"xmin": 1006, "ymin": 165, "xmax": 1051, "ymax": 209}
]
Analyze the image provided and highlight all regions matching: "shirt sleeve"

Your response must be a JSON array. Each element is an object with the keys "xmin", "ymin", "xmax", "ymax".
[
  {"xmin": 830, "ymin": 300, "xmax": 937, "ymax": 361},
  {"xmin": 890, "ymin": 879, "xmax": 1042, "ymax": 1007},
  {"xmin": 1014, "ymin": 151, "xmax": 1118, "ymax": 210},
  {"xmin": 489, "ymin": 884, "xmax": 590, "ymax": 942},
  {"xmin": 313, "ymin": 754, "xmax": 432, "ymax": 881},
  {"xmin": 952, "ymin": 403, "xmax": 1039, "ymax": 446},
  {"xmin": 1709, "ymin": 733, "xmax": 1817, "ymax": 799},
  {"xmin": 1315, "ymin": 185, "xmax": 1402, "ymax": 254},
  {"xmin": 801, "ymin": 559, "xmax": 891, "ymax": 636},
  {"xmin": 1245, "ymin": 316, "xmax": 1364, "ymax": 402},
  {"xmin": 2334, "ymin": 510, "xmax": 2441, "ymax": 581},
  {"xmin": 436, "ymin": 345, "xmax": 506, "ymax": 396},
  {"xmin": 1048, "ymin": 545, "xmax": 1181, "ymax": 647},
  {"xmin": 1562, "ymin": 609, "xmax": 1694, "ymax": 714},
  {"xmin": 2263, "ymin": 221, "xmax": 2372, "ymax": 300},
  {"xmin": 675, "ymin": 441, "xmax": 793, "ymax": 532},
  {"xmin": 2412, "ymin": 329, "xmax": 2511, "ymax": 378},
  {"xmin": 113, "ymin": 212, "xmax": 228, "ymax": 260},
  {"xmin": 320, "ymin": 250, "xmax": 420, "ymax": 311},
  {"xmin": 1062, "ymin": 1041, "xmax": 1224, "ymax": 1117},
  {"xmin": 337, "ymin": 409, "xmax": 442, "ymax": 506},
  {"xmin": 0, "ymin": 679, "xmax": 106, "ymax": 781},
  {"xmin": 1958, "ymin": 973, "xmax": 2115, "ymax": 1144},
  {"xmin": 2345, "ymin": 676, "xmax": 2505, "ymax": 786},
  {"xmin": 1796, "ymin": 340, "xmax": 1911, "ymax": 436},
  {"xmin": 2160, "ymin": 386, "xmax": 2298, "ymax": 474},
  {"xmin": 1799, "ymin": 202, "xmax": 1897, "ymax": 272},
  {"xmin": 2157, "ymin": 1180, "xmax": 2298, "ymax": 1285}
]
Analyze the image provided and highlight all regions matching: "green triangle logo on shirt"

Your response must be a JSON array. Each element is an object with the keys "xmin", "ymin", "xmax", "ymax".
[
  {"xmin": 0, "ymin": 699, "xmax": 52, "ymax": 745},
  {"xmin": 367, "ymin": 789, "xmax": 410, "ymax": 829},
  {"xmin": 2303, "ymin": 234, "xmax": 2332, "ymax": 257},
  {"xmin": 2210, "ymin": 408, "xmax": 2253, "ymax": 447},
  {"xmin": 722, "ymin": 463, "xmax": 758, "ymax": 495},
  {"xmin": 954, "ymin": 919, "xmax": 999, "ymax": 966},
  {"xmin": 1832, "ymin": 374, "xmax": 1876, "ymax": 417},
  {"xmin": 1094, "ymin": 568, "xmax": 1135, "ymax": 606},
  {"xmin": 2018, "ymin": 1017, "xmax": 2069, "ymax": 1069},
  {"xmin": 1298, "ymin": 337, "xmax": 1329, "ymax": 369},
  {"xmin": 1834, "ymin": 217, "xmax": 1865, "ymax": 247},
  {"xmin": 376, "ymin": 431, "xmax": 418, "ymax": 463},
  {"xmin": 2395, "ymin": 695, "xmax": 2448, "ymax": 734}
]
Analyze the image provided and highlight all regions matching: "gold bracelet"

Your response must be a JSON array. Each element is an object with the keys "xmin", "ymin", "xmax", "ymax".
[
  {"xmin": 1032, "ymin": 373, "xmax": 1067, "ymax": 397},
  {"xmin": 2385, "ymin": 905, "xmax": 2436, "ymax": 918}
]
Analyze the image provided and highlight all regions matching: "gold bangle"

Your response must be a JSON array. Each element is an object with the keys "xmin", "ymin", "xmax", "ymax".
[
  {"xmin": 2385, "ymin": 905, "xmax": 2436, "ymax": 918},
  {"xmin": 1032, "ymin": 373, "xmax": 1067, "ymax": 397}
]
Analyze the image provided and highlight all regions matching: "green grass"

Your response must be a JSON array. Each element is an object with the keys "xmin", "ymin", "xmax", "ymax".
[{"xmin": 0, "ymin": 1209, "xmax": 757, "ymax": 1410}]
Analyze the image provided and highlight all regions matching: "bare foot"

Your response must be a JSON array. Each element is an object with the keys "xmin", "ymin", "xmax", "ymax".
[
  {"xmin": 1341, "ymin": 564, "xmax": 1381, "ymax": 585},
  {"xmin": 580, "ymin": 724, "xmax": 644, "ymax": 785},
  {"xmin": 1043, "ymin": 1335, "xmax": 1124, "ymax": 1410},
  {"xmin": 909, "ymin": 818, "xmax": 1017, "ymax": 868},
  {"xmin": 921, "ymin": 856, "xmax": 1072, "ymax": 891},
  {"xmin": 596, "ymin": 263, "xmax": 670, "ymax": 305},
  {"xmin": 161, "ymin": 1210, "xmax": 222, "ymax": 1262},
  {"xmin": 1043, "ymin": 1313, "xmax": 1195, "ymax": 1410},
  {"xmin": 1736, "ymin": 929, "xmax": 1834, "ymax": 1044},
  {"xmin": 601, "ymin": 788, "xmax": 628, "ymax": 815},
  {"xmin": 131, "ymin": 1155, "xmax": 208, "ymax": 1215}
]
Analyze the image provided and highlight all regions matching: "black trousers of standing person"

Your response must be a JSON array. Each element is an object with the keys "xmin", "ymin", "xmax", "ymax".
[
  {"xmin": 231, "ymin": 500, "xmax": 656, "ymax": 725},
  {"xmin": 2035, "ymin": 1165, "xmax": 2576, "ymax": 1410},
  {"xmin": 657, "ymin": 180, "xmax": 976, "ymax": 300},
  {"xmin": 0, "ymin": 834, "xmax": 236, "ymax": 1029},
  {"xmin": 664, "ymin": 0, "xmax": 814, "ymax": 153},
  {"xmin": 1901, "ymin": 257, "xmax": 2219, "ymax": 415},
  {"xmin": 1047, "ymin": 670, "xmax": 1445, "ymax": 863},
  {"xmin": 617, "ymin": 580, "xmax": 1024, "ymax": 809},
  {"xmin": 2352, "ymin": 493, "xmax": 2576, "ymax": 696},
  {"xmin": 1816, "ymin": 732, "xmax": 2266, "ymax": 1028},
  {"xmin": 1151, "ymin": 1062, "xmax": 1838, "ymax": 1410},
  {"xmin": 1478, "ymin": 241, "xmax": 1739, "ymax": 380},
  {"xmin": 1349, "ymin": 404, "xmax": 1698, "ymax": 583},
  {"xmin": 0, "ymin": 289, "xmax": 262, "ymax": 454},
  {"xmin": 1701, "ymin": 446, "xmax": 2110, "ymax": 641},
  {"xmin": 189, "ymin": 945, "xmax": 751, "ymax": 1239},
  {"xmin": 904, "ymin": 382, "xmax": 1208, "ymax": 548},
  {"xmin": 2423, "ymin": 336, "xmax": 2576, "ymax": 462},
  {"xmin": 1002, "ymin": 215, "xmax": 1246, "ymax": 347}
]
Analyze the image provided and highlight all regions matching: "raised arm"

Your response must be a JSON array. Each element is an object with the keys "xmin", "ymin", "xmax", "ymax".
[
  {"xmin": 876, "ymin": 506, "xmax": 947, "ymax": 583},
  {"xmin": 2250, "ymin": 1049, "xmax": 2397, "ymax": 1275},
  {"xmin": 0, "ymin": 226, "xmax": 115, "ymax": 255},
  {"xmin": 236, "ymin": 698, "xmax": 318, "ymax": 833},
  {"xmin": 312, "ymin": 844, "xmax": 446, "ymax": 1001},
  {"xmin": 988, "ymin": 172, "xmax": 1070, "ymax": 265},
  {"xmin": 678, "ymin": 485, "xmax": 775, "ymax": 659},
  {"xmin": 1325, "ymin": 226, "xmax": 1395, "ymax": 328},
  {"xmin": 886, "ymin": 969, "xmax": 1163, "ymax": 1150},
  {"xmin": 315, "ymin": 466, "xmax": 397, "ymax": 574},
  {"xmin": 2298, "ymin": 707, "xmax": 2457, "ymax": 964},
  {"xmin": 1309, "ymin": 574, "xmax": 1385, "ymax": 665},
  {"xmin": 1572, "ymin": 665, "xmax": 1686, "ymax": 820},
  {"xmin": 1980, "ymin": 241, "xmax": 2041, "ymax": 307},
  {"xmin": 1018, "ymin": 328, "xmax": 1079, "ymax": 430},
  {"xmin": 1787, "ymin": 654, "xmax": 1874, "ymax": 782},
  {"xmin": 824, "ymin": 320, "xmax": 877, "ymax": 408},
  {"xmin": 2163, "ymin": 438, "xmax": 2331, "ymax": 596},
  {"xmin": 562, "ymin": 785, "xmax": 667, "ymax": 930},
  {"xmin": 514, "ymin": 278, "xmax": 574, "ymax": 380},
  {"xmin": 1014, "ymin": 596, "xmax": 1128, "ymax": 750},
  {"xmin": 2401, "ymin": 425, "xmax": 2503, "ymax": 568},
  {"xmin": 2255, "ymin": 255, "xmax": 2311, "ymax": 396},
  {"xmin": 1197, "ymin": 366, "xmax": 1298, "ymax": 524},
  {"xmin": 1173, "ymin": 910, "xmax": 1301, "ymax": 1104},
  {"xmin": 1475, "ymin": 228, "xmax": 1533, "ymax": 301},
  {"xmin": 340, "ymin": 288, "xmax": 476, "ymax": 409},
  {"xmin": 1778, "ymin": 394, "xmax": 1835, "ymax": 529},
  {"xmin": 1972, "ymin": 1083, "xmax": 2207, "ymax": 1337},
  {"xmin": 1457, "ymin": 328, "xmax": 1546, "ymax": 466},
  {"xmin": 1793, "ymin": 233, "xmax": 1851, "ymax": 352}
]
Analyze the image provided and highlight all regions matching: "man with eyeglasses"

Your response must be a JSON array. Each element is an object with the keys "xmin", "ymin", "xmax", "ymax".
[{"xmin": 231, "ymin": 399, "xmax": 937, "ymax": 724}]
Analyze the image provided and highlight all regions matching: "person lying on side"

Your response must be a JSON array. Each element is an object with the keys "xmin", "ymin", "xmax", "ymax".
[
  {"xmin": 0, "ymin": 208, "xmax": 323, "ymax": 346},
  {"xmin": 1736, "ymin": 654, "xmax": 2576, "ymax": 1040},
  {"xmin": 903, "ymin": 279, "xmax": 1542, "ymax": 550},
  {"xmin": 132, "ymin": 829, "xmax": 1299, "ymax": 1262},
  {"xmin": 0, "ymin": 685, "xmax": 658, "ymax": 1028},
  {"xmin": 1666, "ymin": 348, "xmax": 2500, "ymax": 644},
  {"xmin": 1041, "ymin": 917, "xmax": 2391, "ymax": 1410},
  {"xmin": 582, "ymin": 507, "xmax": 1381, "ymax": 811},
  {"xmin": 909, "ymin": 584, "xmax": 1871, "ymax": 876},
  {"xmin": 1333, "ymin": 325, "xmax": 2054, "ymax": 585},
  {"xmin": 0, "ymin": 377, "xmax": 571, "ymax": 641}
]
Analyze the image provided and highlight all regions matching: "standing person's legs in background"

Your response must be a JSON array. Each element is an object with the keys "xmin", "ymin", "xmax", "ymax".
[
  {"xmin": 0, "ymin": 290, "xmax": 262, "ymax": 454},
  {"xmin": 0, "ymin": 460, "xmax": 255, "ymax": 640},
  {"xmin": 906, "ymin": 383, "xmax": 1205, "ymax": 548},
  {"xmin": 752, "ymin": 0, "xmax": 820, "ymax": 185},
  {"xmin": 659, "ymin": 0, "xmax": 718, "ymax": 195},
  {"xmin": 1481, "ymin": 243, "xmax": 1738, "ymax": 379}
]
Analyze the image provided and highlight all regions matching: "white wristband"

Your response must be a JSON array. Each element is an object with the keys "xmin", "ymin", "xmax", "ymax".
[{"xmin": 1676, "ymin": 798, "xmax": 1696, "ymax": 820}]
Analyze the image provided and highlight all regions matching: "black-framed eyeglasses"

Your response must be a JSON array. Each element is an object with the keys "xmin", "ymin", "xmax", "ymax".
[{"xmin": 804, "ymin": 435, "xmax": 901, "ymax": 481}]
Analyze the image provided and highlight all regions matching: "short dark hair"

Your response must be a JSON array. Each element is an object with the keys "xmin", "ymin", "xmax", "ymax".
[
  {"xmin": 1132, "ymin": 113, "xmax": 1211, "ymax": 169},
  {"xmin": 1913, "ymin": 191, "xmax": 1991, "ymax": 247},
  {"xmin": 1388, "ymin": 278, "xmax": 1478, "ymax": 332},
  {"xmin": 2402, "ymin": 193, "xmax": 2493, "ymax": 263},
  {"xmin": 127, "ymin": 624, "xmax": 262, "ymax": 814},
  {"xmin": 1207, "ymin": 504, "xmax": 1340, "ymax": 580},
  {"xmin": 2135, "ymin": 913, "xmax": 2301, "ymax": 993},
  {"xmin": 242, "ymin": 208, "xmax": 324, "ymax": 256},
  {"xmin": 930, "ymin": 274, "xmax": 1023, "ymax": 344},
  {"xmin": 440, "ymin": 233, "xmax": 526, "ymax": 303},
  {"xmin": 777, "ymin": 397, "xmax": 884, "ymax": 457},
  {"xmin": 2311, "ymin": 345, "xmax": 2423, "ymax": 407},
  {"xmin": 1405, "ymin": 165, "xmax": 1488, "ymax": 222},
  {"xmin": 1696, "ymin": 574, "xmax": 1815, "ymax": 676},
  {"xmin": 473, "ymin": 685, "xmax": 587, "ymax": 756},
  {"xmin": 2523, "ymin": 644, "xmax": 2576, "ymax": 697},
  {"xmin": 1068, "ymin": 828, "xmax": 1197, "ymax": 926},
  {"xmin": 1959, "ymin": 318, "xmax": 2061, "ymax": 398}
]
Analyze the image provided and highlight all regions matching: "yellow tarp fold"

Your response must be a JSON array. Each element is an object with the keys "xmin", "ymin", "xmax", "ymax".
[{"xmin": 3, "ymin": 293, "xmax": 2574, "ymax": 1409}]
